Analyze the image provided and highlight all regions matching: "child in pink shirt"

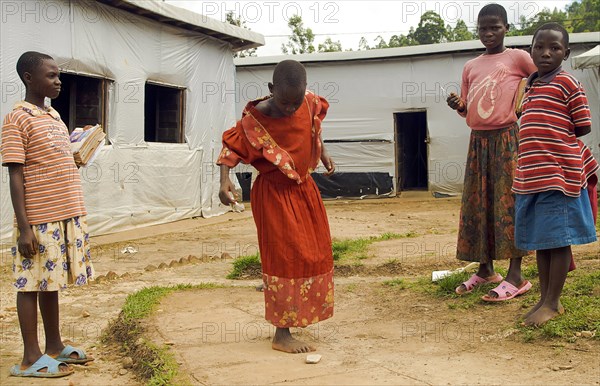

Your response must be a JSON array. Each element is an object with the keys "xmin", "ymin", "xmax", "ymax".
[{"xmin": 447, "ymin": 3, "xmax": 537, "ymax": 301}]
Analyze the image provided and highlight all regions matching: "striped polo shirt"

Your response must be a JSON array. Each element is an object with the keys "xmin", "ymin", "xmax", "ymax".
[
  {"xmin": 1, "ymin": 101, "xmax": 86, "ymax": 225},
  {"xmin": 513, "ymin": 67, "xmax": 592, "ymax": 197}
]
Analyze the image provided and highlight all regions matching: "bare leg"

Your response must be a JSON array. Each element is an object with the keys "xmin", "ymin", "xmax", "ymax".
[
  {"xmin": 39, "ymin": 291, "xmax": 65, "ymax": 356},
  {"xmin": 524, "ymin": 250, "xmax": 563, "ymax": 318},
  {"xmin": 17, "ymin": 292, "xmax": 43, "ymax": 370},
  {"xmin": 272, "ymin": 328, "xmax": 315, "ymax": 354},
  {"xmin": 476, "ymin": 261, "xmax": 495, "ymax": 278},
  {"xmin": 524, "ymin": 246, "xmax": 570, "ymax": 326},
  {"xmin": 39, "ymin": 291, "xmax": 91, "ymax": 362},
  {"xmin": 16, "ymin": 292, "xmax": 72, "ymax": 373}
]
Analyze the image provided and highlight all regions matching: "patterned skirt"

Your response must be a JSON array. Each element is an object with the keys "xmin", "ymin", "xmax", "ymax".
[
  {"xmin": 12, "ymin": 216, "xmax": 94, "ymax": 292},
  {"xmin": 251, "ymin": 170, "xmax": 334, "ymax": 328},
  {"xmin": 456, "ymin": 124, "xmax": 528, "ymax": 262}
]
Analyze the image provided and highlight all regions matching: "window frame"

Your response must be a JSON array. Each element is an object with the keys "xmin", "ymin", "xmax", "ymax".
[
  {"xmin": 55, "ymin": 69, "xmax": 112, "ymax": 136},
  {"xmin": 144, "ymin": 80, "xmax": 186, "ymax": 144}
]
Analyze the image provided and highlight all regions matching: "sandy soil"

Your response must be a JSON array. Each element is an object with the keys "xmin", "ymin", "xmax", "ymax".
[{"xmin": 0, "ymin": 194, "xmax": 598, "ymax": 385}]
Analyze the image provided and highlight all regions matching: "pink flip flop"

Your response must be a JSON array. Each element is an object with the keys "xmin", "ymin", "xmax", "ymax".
[
  {"xmin": 482, "ymin": 280, "xmax": 532, "ymax": 302},
  {"xmin": 455, "ymin": 273, "xmax": 503, "ymax": 295}
]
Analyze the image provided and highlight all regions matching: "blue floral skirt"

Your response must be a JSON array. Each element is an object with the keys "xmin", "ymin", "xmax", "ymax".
[{"xmin": 12, "ymin": 216, "xmax": 94, "ymax": 292}]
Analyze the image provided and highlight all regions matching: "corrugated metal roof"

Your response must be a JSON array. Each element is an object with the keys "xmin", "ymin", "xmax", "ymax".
[
  {"xmin": 235, "ymin": 32, "xmax": 600, "ymax": 66},
  {"xmin": 97, "ymin": 0, "xmax": 265, "ymax": 51}
]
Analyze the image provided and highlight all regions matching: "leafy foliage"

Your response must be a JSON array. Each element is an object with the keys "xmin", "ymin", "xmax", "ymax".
[
  {"xmin": 318, "ymin": 37, "xmax": 343, "ymax": 52},
  {"xmin": 281, "ymin": 15, "xmax": 316, "ymax": 54},
  {"xmin": 355, "ymin": 0, "xmax": 597, "ymax": 51},
  {"xmin": 225, "ymin": 11, "xmax": 257, "ymax": 58}
]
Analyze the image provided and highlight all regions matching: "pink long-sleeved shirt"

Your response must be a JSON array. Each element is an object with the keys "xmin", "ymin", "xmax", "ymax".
[{"xmin": 459, "ymin": 48, "xmax": 536, "ymax": 130}]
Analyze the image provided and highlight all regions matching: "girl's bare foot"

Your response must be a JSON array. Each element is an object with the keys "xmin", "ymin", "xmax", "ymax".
[
  {"xmin": 523, "ymin": 305, "xmax": 563, "ymax": 326},
  {"xmin": 524, "ymin": 300, "xmax": 564, "ymax": 319},
  {"xmin": 272, "ymin": 328, "xmax": 315, "ymax": 354}
]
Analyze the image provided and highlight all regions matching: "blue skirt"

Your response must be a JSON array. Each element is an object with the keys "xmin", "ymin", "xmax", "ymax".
[{"xmin": 515, "ymin": 189, "xmax": 597, "ymax": 250}]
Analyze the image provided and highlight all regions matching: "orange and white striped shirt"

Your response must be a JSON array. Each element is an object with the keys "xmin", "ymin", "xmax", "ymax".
[{"xmin": 1, "ymin": 101, "xmax": 86, "ymax": 225}]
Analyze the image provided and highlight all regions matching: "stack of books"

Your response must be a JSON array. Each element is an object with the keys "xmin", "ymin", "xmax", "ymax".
[{"xmin": 70, "ymin": 124, "xmax": 106, "ymax": 167}]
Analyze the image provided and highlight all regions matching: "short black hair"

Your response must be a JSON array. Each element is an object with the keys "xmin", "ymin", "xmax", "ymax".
[
  {"xmin": 478, "ymin": 3, "xmax": 508, "ymax": 25},
  {"xmin": 533, "ymin": 22, "xmax": 569, "ymax": 47},
  {"xmin": 273, "ymin": 60, "xmax": 306, "ymax": 88},
  {"xmin": 16, "ymin": 51, "xmax": 54, "ymax": 84}
]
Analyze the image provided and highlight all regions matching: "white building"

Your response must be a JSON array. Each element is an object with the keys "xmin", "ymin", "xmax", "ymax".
[
  {"xmin": 0, "ymin": 0, "xmax": 264, "ymax": 242},
  {"xmin": 235, "ymin": 33, "xmax": 600, "ymax": 198}
]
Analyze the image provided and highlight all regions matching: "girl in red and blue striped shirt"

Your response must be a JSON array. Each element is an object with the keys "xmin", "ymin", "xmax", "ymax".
[{"xmin": 515, "ymin": 23, "xmax": 598, "ymax": 326}]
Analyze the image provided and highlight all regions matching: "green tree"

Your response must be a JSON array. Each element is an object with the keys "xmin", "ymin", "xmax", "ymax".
[
  {"xmin": 388, "ymin": 31, "xmax": 418, "ymax": 47},
  {"xmin": 318, "ymin": 37, "xmax": 343, "ymax": 52},
  {"xmin": 507, "ymin": 16, "xmax": 528, "ymax": 36},
  {"xmin": 281, "ymin": 15, "xmax": 315, "ymax": 54},
  {"xmin": 568, "ymin": 0, "xmax": 600, "ymax": 32},
  {"xmin": 357, "ymin": 37, "xmax": 370, "ymax": 50},
  {"xmin": 447, "ymin": 19, "xmax": 475, "ymax": 42},
  {"xmin": 508, "ymin": 7, "xmax": 570, "ymax": 36},
  {"xmin": 387, "ymin": 34, "xmax": 403, "ymax": 48},
  {"xmin": 374, "ymin": 35, "xmax": 389, "ymax": 49},
  {"xmin": 413, "ymin": 11, "xmax": 447, "ymax": 44},
  {"xmin": 524, "ymin": 8, "xmax": 568, "ymax": 35},
  {"xmin": 225, "ymin": 11, "xmax": 257, "ymax": 58},
  {"xmin": 511, "ymin": 0, "xmax": 600, "ymax": 34}
]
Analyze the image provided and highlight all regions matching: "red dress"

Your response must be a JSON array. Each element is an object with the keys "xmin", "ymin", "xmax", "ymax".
[{"xmin": 217, "ymin": 92, "xmax": 334, "ymax": 328}]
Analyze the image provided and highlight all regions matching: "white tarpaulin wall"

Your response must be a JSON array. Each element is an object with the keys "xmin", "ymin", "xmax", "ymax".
[
  {"xmin": 572, "ymin": 45, "xmax": 600, "ymax": 69},
  {"xmin": 0, "ymin": 0, "xmax": 244, "ymax": 243},
  {"xmin": 235, "ymin": 35, "xmax": 600, "ymax": 195}
]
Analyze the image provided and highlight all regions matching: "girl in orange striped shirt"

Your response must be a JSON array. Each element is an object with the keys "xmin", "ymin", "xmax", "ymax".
[{"xmin": 1, "ymin": 52, "xmax": 94, "ymax": 378}]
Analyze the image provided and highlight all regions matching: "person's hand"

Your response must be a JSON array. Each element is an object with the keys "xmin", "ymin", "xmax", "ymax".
[
  {"xmin": 321, "ymin": 150, "xmax": 335, "ymax": 176},
  {"xmin": 447, "ymin": 92, "xmax": 465, "ymax": 112},
  {"xmin": 18, "ymin": 227, "xmax": 38, "ymax": 259},
  {"xmin": 219, "ymin": 178, "xmax": 238, "ymax": 205}
]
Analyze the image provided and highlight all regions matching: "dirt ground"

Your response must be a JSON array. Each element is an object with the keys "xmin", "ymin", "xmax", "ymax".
[{"xmin": 0, "ymin": 193, "xmax": 598, "ymax": 385}]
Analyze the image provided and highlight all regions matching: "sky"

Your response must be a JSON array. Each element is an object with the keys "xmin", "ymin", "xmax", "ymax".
[{"xmin": 165, "ymin": 0, "xmax": 573, "ymax": 56}]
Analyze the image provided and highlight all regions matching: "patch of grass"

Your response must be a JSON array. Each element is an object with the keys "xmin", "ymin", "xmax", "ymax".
[
  {"xmin": 104, "ymin": 284, "xmax": 219, "ymax": 385},
  {"xmin": 333, "ymin": 232, "xmax": 416, "ymax": 262},
  {"xmin": 332, "ymin": 238, "xmax": 371, "ymax": 261},
  {"xmin": 346, "ymin": 283, "xmax": 358, "ymax": 292},
  {"xmin": 380, "ymin": 232, "xmax": 405, "ymax": 240},
  {"xmin": 227, "ymin": 234, "xmax": 416, "ymax": 279},
  {"xmin": 121, "ymin": 285, "xmax": 189, "ymax": 322},
  {"xmin": 382, "ymin": 278, "xmax": 407, "ymax": 289},
  {"xmin": 434, "ymin": 271, "xmax": 471, "ymax": 295},
  {"xmin": 518, "ymin": 270, "xmax": 600, "ymax": 341},
  {"xmin": 579, "ymin": 254, "xmax": 600, "ymax": 261},
  {"xmin": 142, "ymin": 340, "xmax": 181, "ymax": 386},
  {"xmin": 414, "ymin": 269, "xmax": 508, "ymax": 310},
  {"xmin": 522, "ymin": 264, "xmax": 539, "ymax": 280},
  {"xmin": 227, "ymin": 253, "xmax": 261, "ymax": 279}
]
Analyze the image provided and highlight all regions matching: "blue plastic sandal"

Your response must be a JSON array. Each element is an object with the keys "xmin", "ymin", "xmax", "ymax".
[
  {"xmin": 10, "ymin": 354, "xmax": 73, "ymax": 378},
  {"xmin": 55, "ymin": 344, "xmax": 94, "ymax": 364}
]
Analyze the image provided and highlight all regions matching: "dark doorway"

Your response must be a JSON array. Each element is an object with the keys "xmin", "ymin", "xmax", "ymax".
[{"xmin": 394, "ymin": 111, "xmax": 428, "ymax": 190}]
